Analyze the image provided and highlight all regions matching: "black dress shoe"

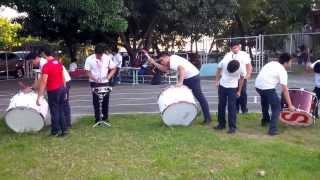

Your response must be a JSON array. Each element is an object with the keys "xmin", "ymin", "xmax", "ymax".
[
  {"xmin": 227, "ymin": 129, "xmax": 236, "ymax": 134},
  {"xmin": 268, "ymin": 131, "xmax": 279, "ymax": 136},
  {"xmin": 201, "ymin": 120, "xmax": 211, "ymax": 126},
  {"xmin": 214, "ymin": 125, "xmax": 225, "ymax": 130},
  {"xmin": 48, "ymin": 133, "xmax": 59, "ymax": 137}
]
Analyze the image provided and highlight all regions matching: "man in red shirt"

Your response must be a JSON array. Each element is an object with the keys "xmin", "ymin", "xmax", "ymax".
[{"xmin": 37, "ymin": 47, "xmax": 67, "ymax": 137}]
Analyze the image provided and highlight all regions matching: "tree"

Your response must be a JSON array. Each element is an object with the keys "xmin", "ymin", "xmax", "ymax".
[
  {"xmin": 0, "ymin": 18, "xmax": 22, "ymax": 50},
  {"xmin": 120, "ymin": 0, "xmax": 237, "ymax": 64},
  {"xmin": 4, "ymin": 0, "xmax": 127, "ymax": 61}
]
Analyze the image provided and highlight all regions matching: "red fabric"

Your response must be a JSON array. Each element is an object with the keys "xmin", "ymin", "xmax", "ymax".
[{"xmin": 42, "ymin": 59, "xmax": 64, "ymax": 91}]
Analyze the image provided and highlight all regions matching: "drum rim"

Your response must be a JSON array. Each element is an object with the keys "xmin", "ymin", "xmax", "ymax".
[
  {"xmin": 5, "ymin": 106, "xmax": 45, "ymax": 132},
  {"xmin": 288, "ymin": 88, "xmax": 316, "ymax": 96},
  {"xmin": 161, "ymin": 101, "xmax": 198, "ymax": 116},
  {"xmin": 5, "ymin": 106, "xmax": 45, "ymax": 120},
  {"xmin": 280, "ymin": 109, "xmax": 314, "ymax": 126},
  {"xmin": 161, "ymin": 101, "xmax": 198, "ymax": 126}
]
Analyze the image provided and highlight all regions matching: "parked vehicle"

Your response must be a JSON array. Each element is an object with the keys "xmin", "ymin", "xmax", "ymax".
[{"xmin": 0, "ymin": 52, "xmax": 24, "ymax": 78}]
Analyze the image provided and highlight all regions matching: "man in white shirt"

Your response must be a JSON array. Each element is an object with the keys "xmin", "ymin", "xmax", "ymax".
[
  {"xmin": 255, "ymin": 53, "xmax": 295, "ymax": 136},
  {"xmin": 222, "ymin": 41, "xmax": 252, "ymax": 114},
  {"xmin": 85, "ymin": 44, "xmax": 117, "ymax": 123},
  {"xmin": 111, "ymin": 47, "xmax": 123, "ymax": 86},
  {"xmin": 215, "ymin": 58, "xmax": 246, "ymax": 134},
  {"xmin": 143, "ymin": 51, "xmax": 212, "ymax": 125}
]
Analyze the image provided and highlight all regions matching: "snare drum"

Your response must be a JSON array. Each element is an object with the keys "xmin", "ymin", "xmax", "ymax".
[
  {"xmin": 280, "ymin": 88, "xmax": 317, "ymax": 126},
  {"xmin": 5, "ymin": 91, "xmax": 49, "ymax": 133},
  {"xmin": 158, "ymin": 85, "xmax": 198, "ymax": 126}
]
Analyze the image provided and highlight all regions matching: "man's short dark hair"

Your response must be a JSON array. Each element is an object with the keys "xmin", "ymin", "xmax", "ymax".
[
  {"xmin": 157, "ymin": 52, "xmax": 170, "ymax": 59},
  {"xmin": 278, "ymin": 53, "xmax": 292, "ymax": 64},
  {"xmin": 95, "ymin": 44, "xmax": 106, "ymax": 54},
  {"xmin": 26, "ymin": 52, "xmax": 39, "ymax": 60},
  {"xmin": 227, "ymin": 60, "xmax": 240, "ymax": 73},
  {"xmin": 229, "ymin": 40, "xmax": 241, "ymax": 47},
  {"xmin": 314, "ymin": 61, "xmax": 320, "ymax": 73},
  {"xmin": 41, "ymin": 46, "xmax": 53, "ymax": 56}
]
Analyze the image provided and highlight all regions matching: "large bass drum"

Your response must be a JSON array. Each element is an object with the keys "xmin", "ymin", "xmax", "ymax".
[
  {"xmin": 158, "ymin": 85, "xmax": 198, "ymax": 126},
  {"xmin": 280, "ymin": 88, "xmax": 317, "ymax": 126},
  {"xmin": 5, "ymin": 91, "xmax": 49, "ymax": 133}
]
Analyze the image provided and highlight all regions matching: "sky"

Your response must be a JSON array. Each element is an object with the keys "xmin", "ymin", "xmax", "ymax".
[{"xmin": 0, "ymin": 5, "xmax": 27, "ymax": 20}]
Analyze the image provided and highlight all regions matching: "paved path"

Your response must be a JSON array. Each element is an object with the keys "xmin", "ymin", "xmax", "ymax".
[{"xmin": 0, "ymin": 73, "xmax": 315, "ymax": 120}]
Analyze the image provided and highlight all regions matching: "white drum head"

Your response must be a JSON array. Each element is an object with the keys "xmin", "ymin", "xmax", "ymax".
[
  {"xmin": 5, "ymin": 107, "xmax": 44, "ymax": 133},
  {"xmin": 162, "ymin": 102, "xmax": 197, "ymax": 126}
]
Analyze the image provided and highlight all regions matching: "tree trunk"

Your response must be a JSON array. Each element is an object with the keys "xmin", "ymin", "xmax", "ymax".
[{"xmin": 234, "ymin": 13, "xmax": 246, "ymax": 50}]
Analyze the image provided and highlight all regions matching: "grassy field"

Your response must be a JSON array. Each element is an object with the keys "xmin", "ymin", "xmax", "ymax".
[{"xmin": 0, "ymin": 113, "xmax": 320, "ymax": 180}]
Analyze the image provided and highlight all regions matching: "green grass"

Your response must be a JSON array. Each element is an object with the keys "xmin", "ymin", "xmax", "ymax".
[{"xmin": 0, "ymin": 113, "xmax": 320, "ymax": 179}]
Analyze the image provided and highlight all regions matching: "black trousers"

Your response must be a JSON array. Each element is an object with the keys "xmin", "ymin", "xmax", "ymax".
[
  {"xmin": 236, "ymin": 79, "xmax": 247, "ymax": 113},
  {"xmin": 183, "ymin": 75, "xmax": 211, "ymax": 122},
  {"xmin": 64, "ymin": 81, "xmax": 71, "ymax": 127},
  {"xmin": 90, "ymin": 82, "xmax": 110, "ymax": 122},
  {"xmin": 218, "ymin": 85, "xmax": 237, "ymax": 130},
  {"xmin": 256, "ymin": 88, "xmax": 280, "ymax": 133},
  {"xmin": 47, "ymin": 87, "xmax": 67, "ymax": 134},
  {"xmin": 313, "ymin": 87, "xmax": 320, "ymax": 118}
]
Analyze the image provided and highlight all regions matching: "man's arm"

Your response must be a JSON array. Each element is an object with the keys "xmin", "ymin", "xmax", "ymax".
[
  {"xmin": 176, "ymin": 65, "xmax": 185, "ymax": 86},
  {"xmin": 245, "ymin": 63, "xmax": 253, "ymax": 79},
  {"xmin": 36, "ymin": 74, "xmax": 48, "ymax": 106},
  {"xmin": 107, "ymin": 68, "xmax": 117, "ymax": 81},
  {"xmin": 237, "ymin": 76, "xmax": 245, "ymax": 97},
  {"xmin": 215, "ymin": 68, "xmax": 222, "ymax": 87},
  {"xmin": 86, "ymin": 70, "xmax": 97, "ymax": 82},
  {"xmin": 142, "ymin": 50, "xmax": 169, "ymax": 73},
  {"xmin": 281, "ymin": 84, "xmax": 295, "ymax": 111}
]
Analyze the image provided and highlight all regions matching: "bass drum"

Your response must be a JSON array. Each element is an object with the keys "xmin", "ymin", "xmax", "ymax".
[
  {"xmin": 5, "ymin": 91, "xmax": 49, "ymax": 133},
  {"xmin": 280, "ymin": 88, "xmax": 317, "ymax": 126},
  {"xmin": 158, "ymin": 85, "xmax": 198, "ymax": 126}
]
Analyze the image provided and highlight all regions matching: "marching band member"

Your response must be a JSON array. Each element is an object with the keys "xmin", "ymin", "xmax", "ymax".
[
  {"xmin": 255, "ymin": 53, "xmax": 295, "ymax": 136},
  {"xmin": 221, "ymin": 41, "xmax": 252, "ymax": 114},
  {"xmin": 37, "ymin": 48, "xmax": 67, "ymax": 137},
  {"xmin": 84, "ymin": 44, "xmax": 116, "ymax": 124},
  {"xmin": 143, "ymin": 50, "xmax": 212, "ymax": 125},
  {"xmin": 215, "ymin": 58, "xmax": 246, "ymax": 134}
]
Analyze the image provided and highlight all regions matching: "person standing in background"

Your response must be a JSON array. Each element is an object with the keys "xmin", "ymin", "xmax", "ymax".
[{"xmin": 111, "ymin": 47, "xmax": 123, "ymax": 86}]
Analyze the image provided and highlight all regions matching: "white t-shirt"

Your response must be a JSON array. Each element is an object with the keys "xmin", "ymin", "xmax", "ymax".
[
  {"xmin": 39, "ymin": 57, "xmax": 71, "ymax": 82},
  {"xmin": 310, "ymin": 59, "xmax": 320, "ymax": 88},
  {"xmin": 113, "ymin": 53, "xmax": 123, "ymax": 68},
  {"xmin": 84, "ymin": 54, "xmax": 116, "ymax": 83},
  {"xmin": 39, "ymin": 57, "xmax": 48, "ymax": 71},
  {"xmin": 169, "ymin": 55, "xmax": 199, "ymax": 79},
  {"xmin": 218, "ymin": 59, "xmax": 246, "ymax": 88},
  {"xmin": 255, "ymin": 61, "xmax": 288, "ymax": 90},
  {"xmin": 222, "ymin": 51, "xmax": 251, "ymax": 78}
]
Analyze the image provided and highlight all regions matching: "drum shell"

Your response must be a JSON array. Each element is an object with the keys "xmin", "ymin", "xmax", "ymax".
[
  {"xmin": 5, "ymin": 91, "xmax": 49, "ymax": 133},
  {"xmin": 280, "ymin": 88, "xmax": 317, "ymax": 126},
  {"xmin": 157, "ymin": 86, "xmax": 198, "ymax": 126}
]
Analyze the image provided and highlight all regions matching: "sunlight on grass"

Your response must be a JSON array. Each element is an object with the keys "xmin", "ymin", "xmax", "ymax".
[{"xmin": 0, "ymin": 113, "xmax": 320, "ymax": 179}]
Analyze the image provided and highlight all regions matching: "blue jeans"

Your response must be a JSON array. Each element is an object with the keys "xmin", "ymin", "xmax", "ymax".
[
  {"xmin": 218, "ymin": 85, "xmax": 237, "ymax": 129},
  {"xmin": 256, "ymin": 88, "xmax": 280, "ymax": 133},
  {"xmin": 183, "ymin": 75, "xmax": 211, "ymax": 122},
  {"xmin": 47, "ymin": 87, "xmax": 67, "ymax": 134}
]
